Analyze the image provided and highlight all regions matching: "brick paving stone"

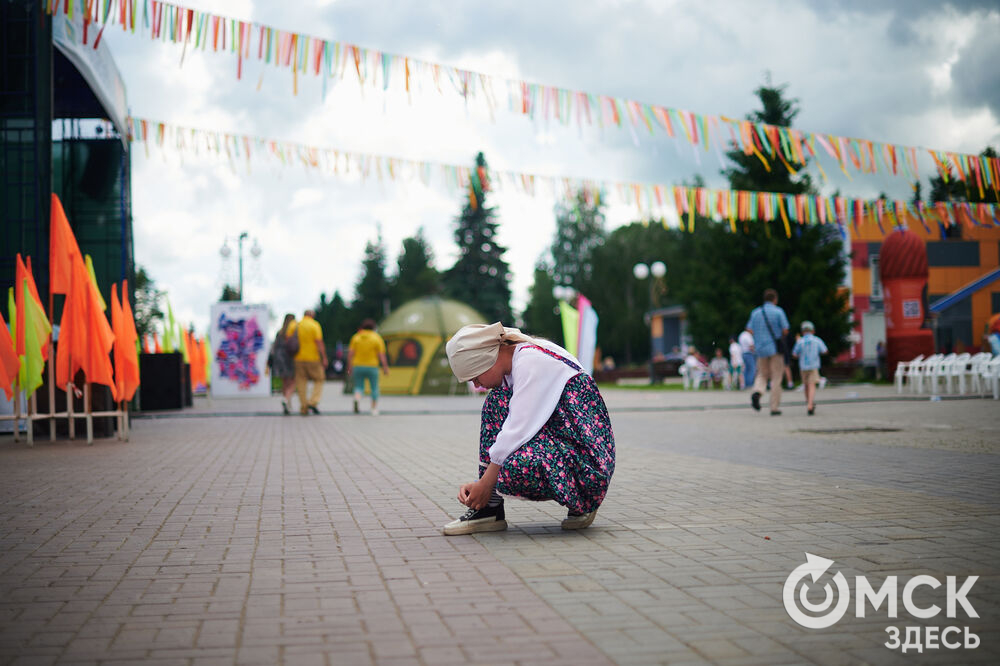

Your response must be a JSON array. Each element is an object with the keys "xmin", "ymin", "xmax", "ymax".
[{"xmin": 1, "ymin": 383, "xmax": 998, "ymax": 664}]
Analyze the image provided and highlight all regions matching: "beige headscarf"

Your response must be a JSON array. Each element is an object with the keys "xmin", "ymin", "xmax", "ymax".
[{"xmin": 446, "ymin": 322, "xmax": 537, "ymax": 382}]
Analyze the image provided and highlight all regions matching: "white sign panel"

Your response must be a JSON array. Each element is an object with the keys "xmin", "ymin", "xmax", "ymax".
[{"xmin": 210, "ymin": 302, "xmax": 270, "ymax": 398}]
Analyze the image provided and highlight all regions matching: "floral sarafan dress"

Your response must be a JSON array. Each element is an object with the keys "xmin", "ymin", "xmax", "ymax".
[{"xmin": 478, "ymin": 345, "xmax": 615, "ymax": 515}]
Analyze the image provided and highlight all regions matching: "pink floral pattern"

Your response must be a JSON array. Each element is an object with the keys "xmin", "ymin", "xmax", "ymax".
[{"xmin": 479, "ymin": 373, "xmax": 615, "ymax": 515}]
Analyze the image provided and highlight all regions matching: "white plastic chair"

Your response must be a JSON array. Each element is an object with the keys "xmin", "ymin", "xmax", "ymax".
[
  {"xmin": 895, "ymin": 354, "xmax": 923, "ymax": 394},
  {"xmin": 679, "ymin": 364, "xmax": 710, "ymax": 390},
  {"xmin": 945, "ymin": 353, "xmax": 971, "ymax": 394},
  {"xmin": 962, "ymin": 352, "xmax": 990, "ymax": 395},
  {"xmin": 930, "ymin": 354, "xmax": 956, "ymax": 395},
  {"xmin": 981, "ymin": 357, "xmax": 1000, "ymax": 400},
  {"xmin": 910, "ymin": 354, "xmax": 942, "ymax": 394}
]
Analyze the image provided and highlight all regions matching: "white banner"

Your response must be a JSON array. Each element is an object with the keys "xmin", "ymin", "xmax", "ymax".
[{"xmin": 210, "ymin": 302, "xmax": 270, "ymax": 398}]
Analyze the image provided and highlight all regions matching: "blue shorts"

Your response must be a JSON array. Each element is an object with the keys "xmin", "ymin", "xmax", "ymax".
[{"xmin": 352, "ymin": 366, "xmax": 381, "ymax": 400}]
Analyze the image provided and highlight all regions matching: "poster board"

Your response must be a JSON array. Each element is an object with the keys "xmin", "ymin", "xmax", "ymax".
[{"xmin": 210, "ymin": 302, "xmax": 269, "ymax": 398}]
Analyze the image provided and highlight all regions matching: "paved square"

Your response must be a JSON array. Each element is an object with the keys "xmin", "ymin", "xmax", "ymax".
[{"xmin": 1, "ymin": 384, "xmax": 998, "ymax": 664}]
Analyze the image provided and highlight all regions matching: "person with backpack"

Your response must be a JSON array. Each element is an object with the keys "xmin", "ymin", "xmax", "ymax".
[
  {"xmin": 745, "ymin": 288, "xmax": 790, "ymax": 415},
  {"xmin": 269, "ymin": 313, "xmax": 298, "ymax": 415}
]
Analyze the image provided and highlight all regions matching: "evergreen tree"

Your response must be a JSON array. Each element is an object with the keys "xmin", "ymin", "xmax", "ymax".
[
  {"xmin": 442, "ymin": 152, "xmax": 513, "ymax": 323},
  {"xmin": 352, "ymin": 228, "xmax": 390, "ymax": 323},
  {"xmin": 723, "ymin": 82, "xmax": 814, "ymax": 196},
  {"xmin": 390, "ymin": 228, "xmax": 441, "ymax": 307},
  {"xmin": 520, "ymin": 262, "xmax": 562, "ymax": 343},
  {"xmin": 550, "ymin": 190, "xmax": 606, "ymax": 288}
]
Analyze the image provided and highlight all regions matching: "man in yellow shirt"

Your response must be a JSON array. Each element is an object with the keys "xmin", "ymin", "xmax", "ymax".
[
  {"xmin": 347, "ymin": 318, "xmax": 390, "ymax": 416},
  {"xmin": 292, "ymin": 309, "xmax": 328, "ymax": 415}
]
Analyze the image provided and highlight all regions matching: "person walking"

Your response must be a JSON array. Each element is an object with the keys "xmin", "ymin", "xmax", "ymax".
[
  {"xmin": 291, "ymin": 309, "xmax": 328, "ymax": 415},
  {"xmin": 347, "ymin": 318, "xmax": 390, "ymax": 416},
  {"xmin": 793, "ymin": 321, "xmax": 829, "ymax": 415},
  {"xmin": 745, "ymin": 288, "xmax": 790, "ymax": 415},
  {"xmin": 738, "ymin": 328, "xmax": 755, "ymax": 389},
  {"xmin": 269, "ymin": 313, "xmax": 298, "ymax": 414},
  {"xmin": 441, "ymin": 322, "xmax": 615, "ymax": 535},
  {"xmin": 728, "ymin": 336, "xmax": 744, "ymax": 389}
]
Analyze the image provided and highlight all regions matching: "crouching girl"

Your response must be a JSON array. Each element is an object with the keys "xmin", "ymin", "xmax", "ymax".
[{"xmin": 442, "ymin": 323, "xmax": 615, "ymax": 535}]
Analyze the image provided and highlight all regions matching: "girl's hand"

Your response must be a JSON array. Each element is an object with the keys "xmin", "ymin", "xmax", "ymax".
[{"xmin": 457, "ymin": 479, "xmax": 492, "ymax": 510}]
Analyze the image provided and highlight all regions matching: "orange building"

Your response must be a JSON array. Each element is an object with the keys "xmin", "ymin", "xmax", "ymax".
[{"xmin": 849, "ymin": 215, "xmax": 1000, "ymax": 362}]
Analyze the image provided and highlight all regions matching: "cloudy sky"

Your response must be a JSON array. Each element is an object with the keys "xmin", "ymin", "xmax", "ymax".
[{"xmin": 97, "ymin": 0, "xmax": 1000, "ymax": 336}]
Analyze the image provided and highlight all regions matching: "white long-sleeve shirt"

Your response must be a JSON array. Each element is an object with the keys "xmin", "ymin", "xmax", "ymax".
[{"xmin": 489, "ymin": 340, "xmax": 583, "ymax": 466}]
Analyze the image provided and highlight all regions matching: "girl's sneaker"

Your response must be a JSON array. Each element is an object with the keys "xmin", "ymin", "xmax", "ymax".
[
  {"xmin": 561, "ymin": 509, "xmax": 597, "ymax": 530},
  {"xmin": 443, "ymin": 501, "xmax": 507, "ymax": 535}
]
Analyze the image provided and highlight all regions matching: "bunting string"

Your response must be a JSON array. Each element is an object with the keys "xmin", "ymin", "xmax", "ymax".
[
  {"xmin": 45, "ymin": 1, "xmax": 1000, "ymax": 194},
  {"xmin": 127, "ymin": 116, "xmax": 1000, "ymax": 237}
]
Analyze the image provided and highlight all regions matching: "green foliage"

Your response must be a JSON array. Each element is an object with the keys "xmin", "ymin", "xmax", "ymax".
[
  {"xmin": 520, "ymin": 263, "xmax": 562, "ymax": 343},
  {"xmin": 442, "ymin": 152, "xmax": 513, "ymax": 323},
  {"xmin": 133, "ymin": 265, "xmax": 164, "ymax": 338},
  {"xmin": 352, "ymin": 228, "xmax": 390, "ymax": 323},
  {"xmin": 389, "ymin": 228, "xmax": 441, "ymax": 306},
  {"xmin": 219, "ymin": 284, "xmax": 240, "ymax": 301},
  {"xmin": 314, "ymin": 290, "xmax": 352, "ymax": 348}
]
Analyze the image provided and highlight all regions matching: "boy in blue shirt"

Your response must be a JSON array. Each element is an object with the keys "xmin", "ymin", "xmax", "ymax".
[{"xmin": 792, "ymin": 321, "xmax": 828, "ymax": 415}]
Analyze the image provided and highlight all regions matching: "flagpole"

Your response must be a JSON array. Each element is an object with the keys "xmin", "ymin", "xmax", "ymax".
[
  {"xmin": 48, "ymin": 294, "xmax": 55, "ymax": 441},
  {"xmin": 27, "ymin": 391, "xmax": 35, "ymax": 447},
  {"xmin": 85, "ymin": 381, "xmax": 93, "ymax": 445},
  {"xmin": 12, "ymin": 375, "xmax": 20, "ymax": 444},
  {"xmin": 67, "ymin": 380, "xmax": 75, "ymax": 440}
]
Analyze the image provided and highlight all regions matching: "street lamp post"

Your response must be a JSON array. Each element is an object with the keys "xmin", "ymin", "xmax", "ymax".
[
  {"xmin": 632, "ymin": 261, "xmax": 667, "ymax": 377},
  {"xmin": 633, "ymin": 261, "xmax": 667, "ymax": 306},
  {"xmin": 220, "ymin": 232, "xmax": 262, "ymax": 301},
  {"xmin": 237, "ymin": 232, "xmax": 248, "ymax": 301}
]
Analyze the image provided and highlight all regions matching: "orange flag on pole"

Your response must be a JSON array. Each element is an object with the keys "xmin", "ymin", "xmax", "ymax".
[
  {"xmin": 55, "ymin": 252, "xmax": 90, "ymax": 388},
  {"xmin": 82, "ymin": 266, "xmax": 117, "ymax": 402},
  {"xmin": 50, "ymin": 193, "xmax": 83, "ymax": 296},
  {"xmin": 111, "ymin": 282, "xmax": 140, "ymax": 402},
  {"xmin": 0, "ymin": 310, "xmax": 19, "ymax": 400}
]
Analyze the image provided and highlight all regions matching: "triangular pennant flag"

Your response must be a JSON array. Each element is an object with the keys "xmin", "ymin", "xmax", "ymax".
[
  {"xmin": 50, "ymin": 193, "xmax": 84, "ymax": 296},
  {"xmin": 19, "ymin": 278, "xmax": 51, "ymax": 397}
]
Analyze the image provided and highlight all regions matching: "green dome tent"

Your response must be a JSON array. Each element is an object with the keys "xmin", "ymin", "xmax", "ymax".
[{"xmin": 377, "ymin": 297, "xmax": 488, "ymax": 395}]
